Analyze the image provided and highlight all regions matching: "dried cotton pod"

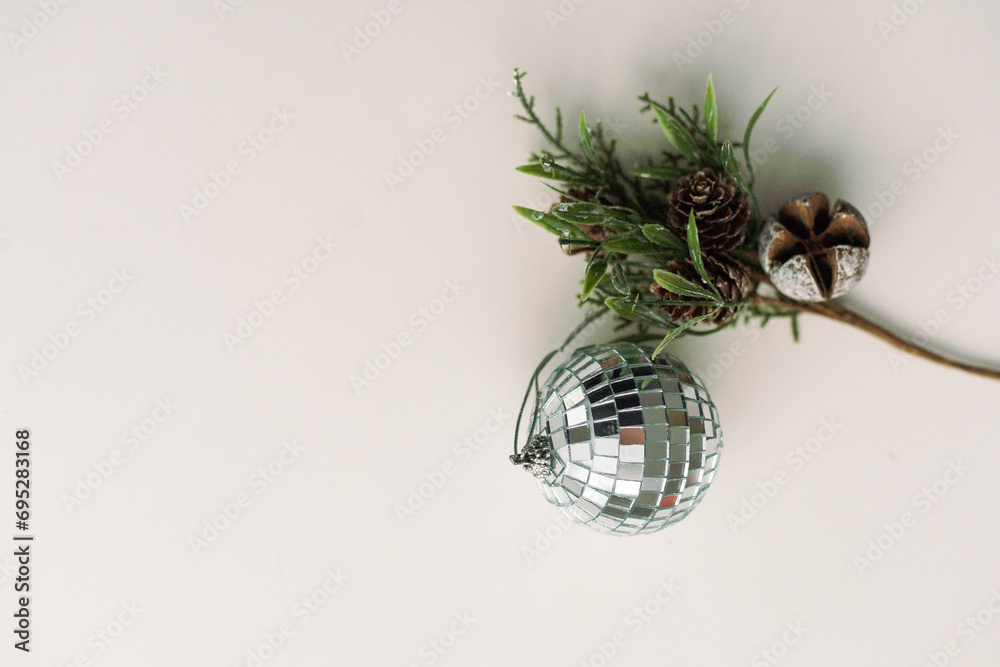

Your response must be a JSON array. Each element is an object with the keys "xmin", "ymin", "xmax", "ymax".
[{"xmin": 759, "ymin": 193, "xmax": 870, "ymax": 302}]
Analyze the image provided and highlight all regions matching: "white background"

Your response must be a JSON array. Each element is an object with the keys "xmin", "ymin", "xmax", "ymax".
[{"xmin": 3, "ymin": 1, "xmax": 1000, "ymax": 665}]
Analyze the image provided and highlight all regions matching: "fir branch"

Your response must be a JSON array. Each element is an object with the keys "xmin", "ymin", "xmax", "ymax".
[
  {"xmin": 512, "ymin": 69, "xmax": 586, "ymax": 168},
  {"xmin": 508, "ymin": 71, "xmax": 1000, "ymax": 368}
]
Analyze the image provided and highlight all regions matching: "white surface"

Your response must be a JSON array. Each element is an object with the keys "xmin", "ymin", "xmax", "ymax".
[{"xmin": 3, "ymin": 1, "xmax": 1000, "ymax": 665}]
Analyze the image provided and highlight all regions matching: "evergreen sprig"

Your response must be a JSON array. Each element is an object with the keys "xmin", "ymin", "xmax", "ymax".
[
  {"xmin": 510, "ymin": 70, "xmax": 1000, "ymax": 386},
  {"xmin": 511, "ymin": 69, "xmax": 801, "ymax": 352}
]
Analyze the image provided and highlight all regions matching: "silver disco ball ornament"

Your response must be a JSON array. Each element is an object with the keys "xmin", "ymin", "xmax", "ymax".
[{"xmin": 529, "ymin": 342, "xmax": 723, "ymax": 535}]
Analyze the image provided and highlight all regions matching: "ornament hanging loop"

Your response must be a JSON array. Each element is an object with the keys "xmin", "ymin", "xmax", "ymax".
[{"xmin": 511, "ymin": 308, "xmax": 607, "ymax": 474}]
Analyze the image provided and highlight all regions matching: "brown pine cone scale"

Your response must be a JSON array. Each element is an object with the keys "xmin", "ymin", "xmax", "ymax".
[
  {"xmin": 665, "ymin": 169, "xmax": 750, "ymax": 252},
  {"xmin": 551, "ymin": 186, "xmax": 623, "ymax": 248},
  {"xmin": 650, "ymin": 253, "xmax": 752, "ymax": 325}
]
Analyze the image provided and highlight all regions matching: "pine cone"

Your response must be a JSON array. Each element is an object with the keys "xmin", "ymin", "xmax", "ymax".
[
  {"xmin": 650, "ymin": 253, "xmax": 752, "ymax": 325},
  {"xmin": 666, "ymin": 169, "xmax": 750, "ymax": 251}
]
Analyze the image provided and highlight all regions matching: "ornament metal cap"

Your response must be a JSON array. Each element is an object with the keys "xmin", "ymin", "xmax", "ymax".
[{"xmin": 510, "ymin": 435, "xmax": 553, "ymax": 479}]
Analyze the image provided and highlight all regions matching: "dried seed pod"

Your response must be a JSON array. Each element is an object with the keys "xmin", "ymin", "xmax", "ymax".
[{"xmin": 760, "ymin": 193, "xmax": 870, "ymax": 302}]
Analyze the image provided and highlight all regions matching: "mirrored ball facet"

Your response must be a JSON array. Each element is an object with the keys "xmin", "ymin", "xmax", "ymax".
[{"xmin": 533, "ymin": 342, "xmax": 723, "ymax": 535}]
